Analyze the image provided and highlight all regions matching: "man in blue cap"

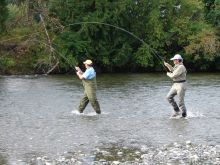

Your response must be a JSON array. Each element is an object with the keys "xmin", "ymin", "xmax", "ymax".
[{"xmin": 164, "ymin": 54, "xmax": 187, "ymax": 118}]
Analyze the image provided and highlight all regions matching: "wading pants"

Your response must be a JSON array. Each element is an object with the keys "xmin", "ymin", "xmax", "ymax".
[
  {"xmin": 78, "ymin": 78, "xmax": 101, "ymax": 114},
  {"xmin": 166, "ymin": 82, "xmax": 187, "ymax": 114}
]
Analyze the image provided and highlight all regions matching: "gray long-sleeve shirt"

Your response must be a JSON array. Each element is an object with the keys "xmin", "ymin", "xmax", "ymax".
[{"xmin": 167, "ymin": 63, "xmax": 187, "ymax": 82}]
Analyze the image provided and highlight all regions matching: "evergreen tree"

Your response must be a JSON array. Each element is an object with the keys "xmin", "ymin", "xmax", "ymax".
[
  {"xmin": 203, "ymin": 0, "xmax": 220, "ymax": 32},
  {"xmin": 0, "ymin": 0, "xmax": 9, "ymax": 33},
  {"xmin": 49, "ymin": 0, "xmax": 217, "ymax": 71},
  {"xmin": 1, "ymin": 0, "xmax": 220, "ymax": 73}
]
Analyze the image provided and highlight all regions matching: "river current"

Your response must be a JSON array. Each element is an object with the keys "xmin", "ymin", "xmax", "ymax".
[{"xmin": 0, "ymin": 73, "xmax": 220, "ymax": 165}]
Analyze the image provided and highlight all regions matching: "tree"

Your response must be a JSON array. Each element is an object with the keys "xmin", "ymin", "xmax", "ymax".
[
  {"xmin": 2, "ymin": 0, "xmax": 220, "ymax": 74},
  {"xmin": 0, "ymin": 0, "xmax": 9, "ymax": 33},
  {"xmin": 203, "ymin": 0, "xmax": 220, "ymax": 34}
]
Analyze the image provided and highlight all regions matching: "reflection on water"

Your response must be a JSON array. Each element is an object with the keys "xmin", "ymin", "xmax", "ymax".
[{"xmin": 0, "ymin": 73, "xmax": 220, "ymax": 164}]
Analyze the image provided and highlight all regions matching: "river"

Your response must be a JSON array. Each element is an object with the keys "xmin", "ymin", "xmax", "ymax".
[{"xmin": 0, "ymin": 73, "xmax": 220, "ymax": 165}]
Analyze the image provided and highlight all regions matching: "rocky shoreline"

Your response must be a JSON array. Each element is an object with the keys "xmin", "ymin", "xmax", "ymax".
[{"xmin": 11, "ymin": 141, "xmax": 220, "ymax": 165}]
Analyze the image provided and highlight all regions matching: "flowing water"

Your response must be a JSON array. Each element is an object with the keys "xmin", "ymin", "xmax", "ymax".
[{"xmin": 0, "ymin": 73, "xmax": 220, "ymax": 165}]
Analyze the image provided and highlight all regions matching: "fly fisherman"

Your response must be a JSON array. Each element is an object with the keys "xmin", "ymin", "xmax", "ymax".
[
  {"xmin": 75, "ymin": 60, "xmax": 101, "ymax": 114},
  {"xmin": 164, "ymin": 54, "xmax": 187, "ymax": 118}
]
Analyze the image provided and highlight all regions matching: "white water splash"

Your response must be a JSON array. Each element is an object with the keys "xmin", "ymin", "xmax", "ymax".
[
  {"xmin": 70, "ymin": 110, "xmax": 83, "ymax": 115},
  {"xmin": 169, "ymin": 110, "xmax": 205, "ymax": 120},
  {"xmin": 187, "ymin": 111, "xmax": 205, "ymax": 118},
  {"xmin": 71, "ymin": 110, "xmax": 108, "ymax": 116}
]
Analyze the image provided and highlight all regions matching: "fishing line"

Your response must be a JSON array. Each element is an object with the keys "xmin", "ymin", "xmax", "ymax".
[
  {"xmin": 0, "ymin": 31, "xmax": 41, "ymax": 43},
  {"xmin": 0, "ymin": 33, "xmax": 77, "ymax": 71},
  {"xmin": 31, "ymin": 38, "xmax": 77, "ymax": 72},
  {"xmin": 0, "ymin": 21, "xmax": 168, "ymax": 70},
  {"xmin": 67, "ymin": 21, "xmax": 167, "ymax": 70}
]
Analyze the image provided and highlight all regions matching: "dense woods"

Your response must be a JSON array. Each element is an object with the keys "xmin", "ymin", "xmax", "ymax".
[{"xmin": 0, "ymin": 0, "xmax": 220, "ymax": 74}]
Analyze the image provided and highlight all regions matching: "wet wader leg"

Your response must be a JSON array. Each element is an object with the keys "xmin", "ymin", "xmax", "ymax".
[
  {"xmin": 87, "ymin": 91, "xmax": 101, "ymax": 114},
  {"xmin": 166, "ymin": 86, "xmax": 180, "ymax": 112},
  {"xmin": 78, "ymin": 93, "xmax": 89, "ymax": 113},
  {"xmin": 177, "ymin": 87, "xmax": 187, "ymax": 116},
  {"xmin": 83, "ymin": 78, "xmax": 101, "ymax": 114},
  {"xmin": 90, "ymin": 98, "xmax": 101, "ymax": 114}
]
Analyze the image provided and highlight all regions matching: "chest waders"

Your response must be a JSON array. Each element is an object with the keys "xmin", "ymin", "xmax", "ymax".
[
  {"xmin": 78, "ymin": 77, "xmax": 101, "ymax": 114},
  {"xmin": 166, "ymin": 82, "xmax": 187, "ymax": 117},
  {"xmin": 166, "ymin": 64, "xmax": 187, "ymax": 117}
]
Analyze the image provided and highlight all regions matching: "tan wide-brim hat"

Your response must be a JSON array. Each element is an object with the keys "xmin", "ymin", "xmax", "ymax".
[{"xmin": 83, "ymin": 59, "xmax": 93, "ymax": 65}]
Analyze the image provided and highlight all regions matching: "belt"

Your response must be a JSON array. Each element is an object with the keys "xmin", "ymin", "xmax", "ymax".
[{"xmin": 173, "ymin": 80, "xmax": 186, "ymax": 83}]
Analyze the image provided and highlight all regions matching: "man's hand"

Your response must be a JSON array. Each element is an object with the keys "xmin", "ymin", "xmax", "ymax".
[
  {"xmin": 75, "ymin": 66, "xmax": 82, "ymax": 74},
  {"xmin": 75, "ymin": 66, "xmax": 80, "ymax": 71},
  {"xmin": 163, "ymin": 61, "xmax": 169, "ymax": 67},
  {"xmin": 163, "ymin": 61, "xmax": 173, "ymax": 72},
  {"xmin": 167, "ymin": 72, "xmax": 172, "ymax": 77}
]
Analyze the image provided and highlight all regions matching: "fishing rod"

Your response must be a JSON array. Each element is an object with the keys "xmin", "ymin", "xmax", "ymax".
[
  {"xmin": 0, "ymin": 21, "xmax": 169, "ymax": 71},
  {"xmin": 30, "ymin": 38, "xmax": 78, "ymax": 73},
  {"xmin": 67, "ymin": 21, "xmax": 168, "ymax": 70},
  {"xmin": 0, "ymin": 36, "xmax": 78, "ymax": 74},
  {"xmin": 0, "ymin": 32, "xmax": 41, "ymax": 44},
  {"xmin": 0, "ymin": 26, "xmax": 78, "ymax": 73}
]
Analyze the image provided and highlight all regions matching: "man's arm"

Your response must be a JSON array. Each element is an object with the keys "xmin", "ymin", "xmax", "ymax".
[
  {"xmin": 75, "ymin": 67, "xmax": 84, "ymax": 80},
  {"xmin": 167, "ymin": 65, "xmax": 185, "ymax": 79}
]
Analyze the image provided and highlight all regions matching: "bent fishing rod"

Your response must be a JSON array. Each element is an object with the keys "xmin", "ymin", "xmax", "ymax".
[
  {"xmin": 30, "ymin": 38, "xmax": 78, "ymax": 73},
  {"xmin": 0, "ymin": 21, "xmax": 170, "ymax": 71},
  {"xmin": 67, "ymin": 21, "xmax": 168, "ymax": 70}
]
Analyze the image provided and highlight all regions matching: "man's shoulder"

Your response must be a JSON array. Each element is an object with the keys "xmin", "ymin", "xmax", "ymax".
[
  {"xmin": 87, "ymin": 67, "xmax": 94, "ymax": 71},
  {"xmin": 178, "ymin": 64, "xmax": 186, "ymax": 72},
  {"xmin": 85, "ymin": 67, "xmax": 93, "ymax": 72},
  {"xmin": 178, "ymin": 64, "xmax": 186, "ymax": 68},
  {"xmin": 89, "ymin": 67, "xmax": 96, "ymax": 73}
]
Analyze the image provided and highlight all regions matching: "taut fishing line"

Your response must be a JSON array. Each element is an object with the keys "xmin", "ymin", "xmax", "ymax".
[
  {"xmin": 67, "ymin": 22, "xmax": 165, "ymax": 63},
  {"xmin": 0, "ymin": 21, "xmax": 168, "ymax": 71}
]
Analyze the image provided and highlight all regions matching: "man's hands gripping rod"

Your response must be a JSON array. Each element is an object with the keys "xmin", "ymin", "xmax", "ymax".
[
  {"xmin": 75, "ymin": 66, "xmax": 82, "ymax": 73},
  {"xmin": 163, "ymin": 61, "xmax": 173, "ymax": 73},
  {"xmin": 75, "ymin": 66, "xmax": 84, "ymax": 79}
]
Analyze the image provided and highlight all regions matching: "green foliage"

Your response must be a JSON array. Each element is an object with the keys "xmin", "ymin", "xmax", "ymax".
[
  {"xmin": 53, "ymin": 31, "xmax": 89, "ymax": 70},
  {"xmin": 203, "ymin": 0, "xmax": 220, "ymax": 28},
  {"xmin": 134, "ymin": 44, "xmax": 154, "ymax": 67},
  {"xmin": 0, "ymin": 0, "xmax": 9, "ymax": 33},
  {"xmin": 184, "ymin": 28, "xmax": 220, "ymax": 70},
  {"xmin": 0, "ymin": 56, "xmax": 15, "ymax": 73},
  {"xmin": 6, "ymin": 2, "xmax": 28, "ymax": 28},
  {"xmin": 45, "ymin": 0, "xmax": 220, "ymax": 72},
  {"xmin": 1, "ymin": 0, "xmax": 220, "ymax": 74},
  {"xmin": 0, "ymin": 24, "xmax": 54, "ymax": 74}
]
